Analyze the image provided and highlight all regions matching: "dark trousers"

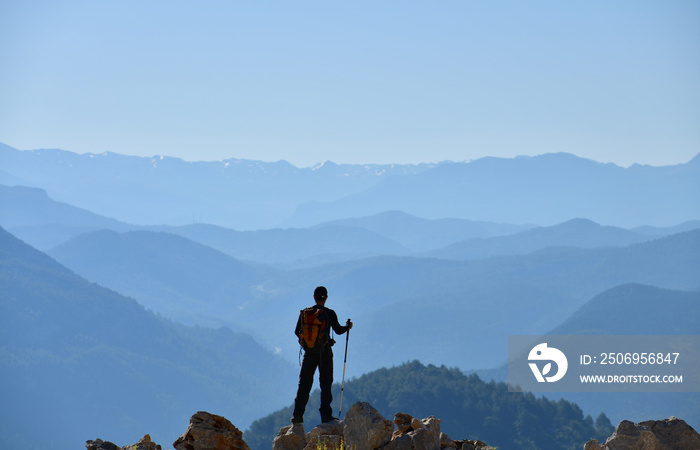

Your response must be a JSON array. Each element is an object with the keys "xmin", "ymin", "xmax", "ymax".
[{"xmin": 293, "ymin": 348, "xmax": 334, "ymax": 420}]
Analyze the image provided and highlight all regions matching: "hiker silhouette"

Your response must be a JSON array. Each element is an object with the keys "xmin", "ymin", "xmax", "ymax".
[{"xmin": 292, "ymin": 286, "xmax": 353, "ymax": 424}]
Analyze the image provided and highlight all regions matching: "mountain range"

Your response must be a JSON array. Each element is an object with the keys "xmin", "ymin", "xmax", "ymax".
[
  {"xmin": 47, "ymin": 223, "xmax": 700, "ymax": 376},
  {"xmin": 1, "ymin": 143, "xmax": 698, "ymax": 229},
  {"xmin": 284, "ymin": 152, "xmax": 700, "ymax": 228},
  {"xmin": 0, "ymin": 226, "xmax": 297, "ymax": 450},
  {"xmin": 4, "ymin": 184, "xmax": 698, "ymax": 267},
  {"xmin": 1, "ymin": 143, "xmax": 699, "ymax": 449},
  {"xmin": 0, "ymin": 184, "xmax": 529, "ymax": 259},
  {"xmin": 3, "ymin": 220, "xmax": 697, "ymax": 450},
  {"xmin": 4, "ymin": 182, "xmax": 697, "ymax": 374},
  {"xmin": 0, "ymin": 143, "xmax": 435, "ymax": 230}
]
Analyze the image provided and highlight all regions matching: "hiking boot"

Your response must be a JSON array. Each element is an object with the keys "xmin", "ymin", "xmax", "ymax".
[
  {"xmin": 291, "ymin": 416, "xmax": 303, "ymax": 424},
  {"xmin": 321, "ymin": 415, "xmax": 339, "ymax": 423}
]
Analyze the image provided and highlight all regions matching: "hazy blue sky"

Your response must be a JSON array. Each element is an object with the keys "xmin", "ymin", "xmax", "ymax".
[{"xmin": 1, "ymin": 1, "xmax": 698, "ymax": 167}]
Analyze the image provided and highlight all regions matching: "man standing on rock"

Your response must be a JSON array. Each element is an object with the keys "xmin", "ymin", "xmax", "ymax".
[{"xmin": 292, "ymin": 286, "xmax": 353, "ymax": 424}]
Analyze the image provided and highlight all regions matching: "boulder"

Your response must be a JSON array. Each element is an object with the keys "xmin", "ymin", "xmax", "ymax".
[
  {"xmin": 343, "ymin": 402, "xmax": 394, "ymax": 450},
  {"xmin": 393, "ymin": 413, "xmax": 414, "ymax": 436},
  {"xmin": 420, "ymin": 417, "xmax": 442, "ymax": 443},
  {"xmin": 440, "ymin": 432, "xmax": 457, "ymax": 449},
  {"xmin": 122, "ymin": 435, "xmax": 162, "ymax": 450},
  {"xmin": 583, "ymin": 417, "xmax": 700, "ymax": 450},
  {"xmin": 383, "ymin": 414, "xmax": 441, "ymax": 450},
  {"xmin": 86, "ymin": 439, "xmax": 120, "ymax": 450},
  {"xmin": 305, "ymin": 420, "xmax": 345, "ymax": 444},
  {"xmin": 86, "ymin": 436, "xmax": 163, "ymax": 450},
  {"xmin": 173, "ymin": 411, "xmax": 250, "ymax": 450},
  {"xmin": 382, "ymin": 434, "xmax": 412, "ymax": 450},
  {"xmin": 639, "ymin": 417, "xmax": 700, "ymax": 449},
  {"xmin": 272, "ymin": 424, "xmax": 307, "ymax": 450},
  {"xmin": 453, "ymin": 439, "xmax": 493, "ymax": 450},
  {"xmin": 583, "ymin": 440, "xmax": 605, "ymax": 450}
]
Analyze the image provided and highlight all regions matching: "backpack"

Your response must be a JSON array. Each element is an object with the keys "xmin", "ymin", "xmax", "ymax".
[{"xmin": 298, "ymin": 307, "xmax": 331, "ymax": 351}]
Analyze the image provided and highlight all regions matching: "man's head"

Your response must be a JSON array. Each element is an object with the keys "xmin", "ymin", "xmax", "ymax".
[{"xmin": 314, "ymin": 286, "xmax": 328, "ymax": 304}]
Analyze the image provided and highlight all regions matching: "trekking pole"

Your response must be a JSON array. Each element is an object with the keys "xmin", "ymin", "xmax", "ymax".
[{"xmin": 338, "ymin": 320, "xmax": 350, "ymax": 418}]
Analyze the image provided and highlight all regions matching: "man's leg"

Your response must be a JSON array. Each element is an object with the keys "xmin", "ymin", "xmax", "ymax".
[
  {"xmin": 292, "ymin": 351, "xmax": 319, "ymax": 422},
  {"xmin": 319, "ymin": 350, "xmax": 335, "ymax": 421}
]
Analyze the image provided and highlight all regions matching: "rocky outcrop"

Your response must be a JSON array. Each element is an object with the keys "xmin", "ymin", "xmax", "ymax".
[
  {"xmin": 272, "ymin": 402, "xmax": 494, "ymax": 450},
  {"xmin": 86, "ymin": 435, "xmax": 161, "ymax": 450},
  {"xmin": 87, "ymin": 405, "xmax": 493, "ymax": 450},
  {"xmin": 173, "ymin": 411, "xmax": 250, "ymax": 450},
  {"xmin": 87, "ymin": 408, "xmax": 698, "ymax": 450},
  {"xmin": 583, "ymin": 417, "xmax": 700, "ymax": 450}
]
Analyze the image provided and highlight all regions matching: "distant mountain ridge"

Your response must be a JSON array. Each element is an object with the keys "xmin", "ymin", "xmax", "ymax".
[
  {"xmin": 427, "ymin": 218, "xmax": 654, "ymax": 260},
  {"xmin": 0, "ymin": 226, "xmax": 296, "ymax": 450},
  {"xmin": 315, "ymin": 210, "xmax": 533, "ymax": 252},
  {"xmin": 48, "ymin": 229, "xmax": 274, "ymax": 330},
  {"xmin": 47, "ymin": 225, "xmax": 700, "ymax": 376},
  {"xmin": 0, "ymin": 143, "xmax": 437, "ymax": 229},
  {"xmin": 0, "ymin": 184, "xmax": 137, "ymax": 249},
  {"xmin": 548, "ymin": 283, "xmax": 700, "ymax": 335},
  {"xmin": 3, "ymin": 184, "xmax": 697, "ymax": 266},
  {"xmin": 1, "ymin": 143, "xmax": 697, "ymax": 229},
  {"xmin": 286, "ymin": 152, "xmax": 700, "ymax": 228},
  {"xmin": 0, "ymin": 184, "xmax": 129, "ymax": 229}
]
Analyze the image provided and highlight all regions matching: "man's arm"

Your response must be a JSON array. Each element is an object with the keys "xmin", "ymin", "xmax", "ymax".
[{"xmin": 329, "ymin": 309, "xmax": 351, "ymax": 335}]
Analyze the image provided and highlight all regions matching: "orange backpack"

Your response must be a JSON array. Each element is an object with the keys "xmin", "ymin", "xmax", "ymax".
[{"xmin": 298, "ymin": 307, "xmax": 330, "ymax": 350}]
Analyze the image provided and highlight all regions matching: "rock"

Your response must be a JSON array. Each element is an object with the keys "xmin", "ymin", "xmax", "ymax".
[
  {"xmin": 272, "ymin": 424, "xmax": 307, "ymax": 450},
  {"xmin": 611, "ymin": 419, "xmax": 664, "ymax": 449},
  {"xmin": 173, "ymin": 411, "xmax": 250, "ymax": 450},
  {"xmin": 86, "ymin": 436, "xmax": 163, "ymax": 450},
  {"xmin": 583, "ymin": 417, "xmax": 700, "ymax": 450},
  {"xmin": 454, "ymin": 440, "xmax": 493, "ymax": 450},
  {"xmin": 86, "ymin": 439, "xmax": 120, "ymax": 450},
  {"xmin": 343, "ymin": 402, "xmax": 394, "ymax": 450},
  {"xmin": 384, "ymin": 414, "xmax": 441, "ymax": 450},
  {"xmin": 122, "ymin": 435, "xmax": 161, "ymax": 450},
  {"xmin": 274, "ymin": 403, "xmax": 494, "ymax": 450},
  {"xmin": 413, "ymin": 417, "xmax": 441, "ymax": 450},
  {"xmin": 382, "ymin": 434, "xmax": 413, "ymax": 450},
  {"xmin": 305, "ymin": 420, "xmax": 344, "ymax": 443},
  {"xmin": 639, "ymin": 417, "xmax": 700, "ymax": 449},
  {"xmin": 393, "ymin": 413, "xmax": 414, "ymax": 435},
  {"xmin": 583, "ymin": 439, "xmax": 604, "ymax": 450},
  {"xmin": 440, "ymin": 432, "xmax": 457, "ymax": 449},
  {"xmin": 411, "ymin": 417, "xmax": 423, "ymax": 431}
]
